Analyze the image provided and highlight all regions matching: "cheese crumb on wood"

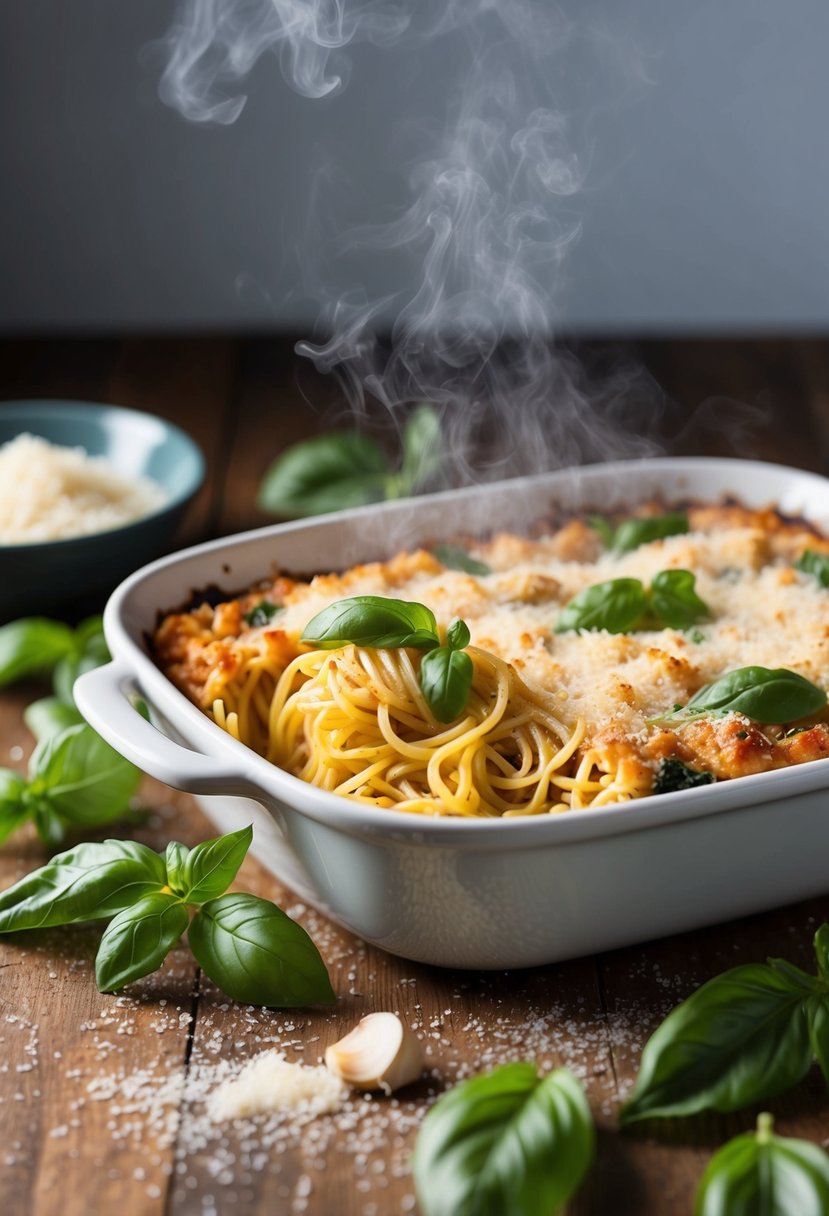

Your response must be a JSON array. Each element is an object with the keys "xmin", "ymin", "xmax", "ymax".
[{"xmin": 208, "ymin": 1049, "xmax": 346, "ymax": 1122}]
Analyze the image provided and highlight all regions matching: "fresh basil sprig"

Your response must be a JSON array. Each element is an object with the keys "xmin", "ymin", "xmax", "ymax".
[
  {"xmin": 589, "ymin": 511, "xmax": 689, "ymax": 555},
  {"xmin": 620, "ymin": 924, "xmax": 829, "ymax": 1124},
  {"xmin": 302, "ymin": 597, "xmax": 475, "ymax": 724},
  {"xmin": 413, "ymin": 1063, "xmax": 594, "ymax": 1216},
  {"xmin": 797, "ymin": 549, "xmax": 829, "ymax": 589},
  {"xmin": 695, "ymin": 1113, "xmax": 829, "ymax": 1216},
  {"xmin": 0, "ymin": 721, "xmax": 140, "ymax": 848},
  {"xmin": 654, "ymin": 666, "xmax": 827, "ymax": 726},
  {"xmin": 0, "ymin": 615, "xmax": 109, "ymax": 702},
  {"xmin": 433, "ymin": 544, "xmax": 491, "ymax": 576},
  {"xmin": 258, "ymin": 404, "xmax": 443, "ymax": 518},
  {"xmin": 555, "ymin": 569, "xmax": 708, "ymax": 634},
  {"xmin": 0, "ymin": 826, "xmax": 335, "ymax": 1006}
]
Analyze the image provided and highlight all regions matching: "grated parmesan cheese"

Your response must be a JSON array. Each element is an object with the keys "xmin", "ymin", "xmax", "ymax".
[
  {"xmin": 0, "ymin": 432, "xmax": 167, "ymax": 543},
  {"xmin": 208, "ymin": 1050, "xmax": 346, "ymax": 1122}
]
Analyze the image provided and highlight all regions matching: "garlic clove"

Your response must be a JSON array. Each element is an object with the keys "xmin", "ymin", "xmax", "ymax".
[{"xmin": 324, "ymin": 1012, "xmax": 424, "ymax": 1095}]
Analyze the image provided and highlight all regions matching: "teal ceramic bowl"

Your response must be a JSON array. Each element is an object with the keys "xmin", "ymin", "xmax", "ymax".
[{"xmin": 0, "ymin": 401, "xmax": 205, "ymax": 621}]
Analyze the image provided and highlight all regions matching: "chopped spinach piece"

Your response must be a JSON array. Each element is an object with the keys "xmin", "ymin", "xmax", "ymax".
[{"xmin": 653, "ymin": 758, "xmax": 715, "ymax": 795}]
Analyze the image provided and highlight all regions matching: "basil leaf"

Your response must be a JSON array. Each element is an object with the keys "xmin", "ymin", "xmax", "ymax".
[
  {"xmin": 652, "ymin": 758, "xmax": 715, "ymax": 795},
  {"xmin": 612, "ymin": 512, "xmax": 689, "ymax": 555},
  {"xmin": 413, "ymin": 1063, "xmax": 594, "ymax": 1216},
  {"xmin": 0, "ymin": 769, "xmax": 30, "ymax": 845},
  {"xmin": 797, "ymin": 549, "xmax": 829, "ymax": 589},
  {"xmin": 179, "ymin": 825, "xmax": 252, "ymax": 903},
  {"xmin": 188, "ymin": 893, "xmax": 336, "ymax": 1007},
  {"xmin": 695, "ymin": 1113, "xmax": 829, "ymax": 1216},
  {"xmin": 555, "ymin": 578, "xmax": 648, "ymax": 634},
  {"xmin": 684, "ymin": 666, "xmax": 827, "ymax": 724},
  {"xmin": 302, "ymin": 596, "xmax": 439, "ymax": 649},
  {"xmin": 0, "ymin": 839, "xmax": 166, "ymax": 932},
  {"xmin": 164, "ymin": 841, "xmax": 190, "ymax": 896},
  {"xmin": 434, "ymin": 544, "xmax": 491, "ymax": 577},
  {"xmin": 0, "ymin": 618, "xmax": 76, "ymax": 687},
  {"xmin": 95, "ymin": 892, "xmax": 189, "ymax": 993},
  {"xmin": 243, "ymin": 600, "xmax": 282, "ymax": 628},
  {"xmin": 24, "ymin": 697, "xmax": 83, "ymax": 743},
  {"xmin": 815, "ymin": 923, "xmax": 829, "ymax": 982},
  {"xmin": 399, "ymin": 403, "xmax": 443, "ymax": 495},
  {"xmin": 29, "ymin": 723, "xmax": 140, "ymax": 827},
  {"xmin": 650, "ymin": 569, "xmax": 709, "ymax": 630},
  {"xmin": 53, "ymin": 616, "xmax": 109, "ymax": 707},
  {"xmin": 446, "ymin": 617, "xmax": 471, "ymax": 651},
  {"xmin": 420, "ymin": 647, "xmax": 474, "ymax": 724},
  {"xmin": 621, "ymin": 963, "xmax": 818, "ymax": 1124},
  {"xmin": 258, "ymin": 432, "xmax": 390, "ymax": 518}
]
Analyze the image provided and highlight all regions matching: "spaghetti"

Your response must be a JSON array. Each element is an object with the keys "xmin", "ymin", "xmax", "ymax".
[
  {"xmin": 155, "ymin": 500, "xmax": 829, "ymax": 818},
  {"xmin": 212, "ymin": 642, "xmax": 587, "ymax": 817}
]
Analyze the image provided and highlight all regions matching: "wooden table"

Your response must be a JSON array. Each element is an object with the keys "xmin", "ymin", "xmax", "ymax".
[{"xmin": 2, "ymin": 335, "xmax": 829, "ymax": 1215}]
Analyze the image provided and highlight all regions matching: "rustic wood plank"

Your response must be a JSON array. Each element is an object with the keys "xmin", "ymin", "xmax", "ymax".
[
  {"xmin": 215, "ymin": 337, "xmax": 344, "ymax": 537},
  {"xmin": 0, "ymin": 680, "xmax": 211, "ymax": 1216},
  {"xmin": 0, "ymin": 338, "xmax": 118, "ymax": 402},
  {"xmin": 593, "ymin": 897, "xmax": 829, "ymax": 1214},
  {"xmin": 107, "ymin": 337, "xmax": 240, "ymax": 546},
  {"xmin": 2, "ymin": 336, "xmax": 829, "ymax": 1216}
]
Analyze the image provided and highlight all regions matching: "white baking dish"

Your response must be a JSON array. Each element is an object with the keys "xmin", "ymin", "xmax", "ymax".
[{"xmin": 75, "ymin": 457, "xmax": 829, "ymax": 969}]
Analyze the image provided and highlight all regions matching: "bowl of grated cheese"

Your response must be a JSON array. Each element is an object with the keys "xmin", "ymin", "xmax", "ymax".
[{"xmin": 0, "ymin": 400, "xmax": 204, "ymax": 620}]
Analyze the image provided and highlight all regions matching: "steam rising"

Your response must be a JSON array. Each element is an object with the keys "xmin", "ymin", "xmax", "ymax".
[{"xmin": 160, "ymin": 1, "xmax": 668, "ymax": 481}]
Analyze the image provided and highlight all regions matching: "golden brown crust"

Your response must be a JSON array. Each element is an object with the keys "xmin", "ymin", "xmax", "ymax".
[{"xmin": 153, "ymin": 500, "xmax": 829, "ymax": 793}]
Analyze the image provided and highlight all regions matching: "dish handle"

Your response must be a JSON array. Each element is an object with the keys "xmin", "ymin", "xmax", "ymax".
[{"xmin": 75, "ymin": 662, "xmax": 259, "ymax": 796}]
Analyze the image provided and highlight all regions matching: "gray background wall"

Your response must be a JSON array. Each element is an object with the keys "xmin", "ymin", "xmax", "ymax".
[{"xmin": 1, "ymin": 1, "xmax": 827, "ymax": 334}]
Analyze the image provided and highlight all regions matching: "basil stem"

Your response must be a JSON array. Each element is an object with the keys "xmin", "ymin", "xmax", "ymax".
[
  {"xmin": 695, "ymin": 1113, "xmax": 829, "ymax": 1216},
  {"xmin": 0, "ymin": 829, "xmax": 335, "ymax": 1008},
  {"xmin": 413, "ymin": 1063, "xmax": 594, "ymax": 1216},
  {"xmin": 622, "ymin": 927, "xmax": 829, "ymax": 1124}
]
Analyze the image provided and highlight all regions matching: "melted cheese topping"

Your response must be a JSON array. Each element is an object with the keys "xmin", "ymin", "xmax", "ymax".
[{"xmin": 154, "ymin": 503, "xmax": 829, "ymax": 798}]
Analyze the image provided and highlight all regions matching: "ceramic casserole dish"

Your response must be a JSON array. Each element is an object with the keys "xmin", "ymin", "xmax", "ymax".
[{"xmin": 75, "ymin": 457, "xmax": 829, "ymax": 969}]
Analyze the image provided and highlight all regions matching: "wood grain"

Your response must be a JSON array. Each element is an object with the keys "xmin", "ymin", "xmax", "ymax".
[{"xmin": 1, "ymin": 335, "xmax": 828, "ymax": 1216}]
